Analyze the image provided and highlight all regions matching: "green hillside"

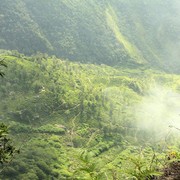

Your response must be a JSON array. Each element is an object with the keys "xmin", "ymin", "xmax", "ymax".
[
  {"xmin": 1, "ymin": 51, "xmax": 180, "ymax": 179},
  {"xmin": 1, "ymin": 0, "xmax": 180, "ymax": 179},
  {"xmin": 0, "ymin": 0, "xmax": 179, "ymax": 71}
]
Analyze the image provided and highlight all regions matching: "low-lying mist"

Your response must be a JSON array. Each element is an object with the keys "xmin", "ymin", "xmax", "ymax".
[{"xmin": 136, "ymin": 84, "xmax": 180, "ymax": 141}]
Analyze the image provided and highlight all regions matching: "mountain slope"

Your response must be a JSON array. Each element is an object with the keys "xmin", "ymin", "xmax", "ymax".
[
  {"xmin": 1, "ymin": 51, "xmax": 180, "ymax": 179},
  {"xmin": 0, "ymin": 0, "xmax": 179, "ymax": 71}
]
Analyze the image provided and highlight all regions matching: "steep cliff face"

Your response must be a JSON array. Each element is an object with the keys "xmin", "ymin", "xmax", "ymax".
[{"xmin": 0, "ymin": 0, "xmax": 179, "ymax": 71}]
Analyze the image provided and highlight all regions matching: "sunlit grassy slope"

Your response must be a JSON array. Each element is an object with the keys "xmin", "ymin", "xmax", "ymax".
[
  {"xmin": 106, "ymin": 6, "xmax": 145, "ymax": 64},
  {"xmin": 1, "ymin": 51, "xmax": 180, "ymax": 179}
]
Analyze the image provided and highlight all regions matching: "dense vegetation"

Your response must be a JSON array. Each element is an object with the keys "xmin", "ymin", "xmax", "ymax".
[
  {"xmin": 0, "ymin": 60, "xmax": 18, "ymax": 167},
  {"xmin": 0, "ymin": 50, "xmax": 180, "ymax": 179},
  {"xmin": 0, "ymin": 0, "xmax": 180, "ymax": 71},
  {"xmin": 0, "ymin": 0, "xmax": 180, "ymax": 179}
]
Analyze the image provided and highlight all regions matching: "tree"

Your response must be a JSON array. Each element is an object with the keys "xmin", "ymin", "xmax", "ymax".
[
  {"xmin": 0, "ymin": 61, "xmax": 18, "ymax": 168},
  {"xmin": 0, "ymin": 123, "xmax": 16, "ymax": 164},
  {"xmin": 0, "ymin": 58, "xmax": 7, "ymax": 77}
]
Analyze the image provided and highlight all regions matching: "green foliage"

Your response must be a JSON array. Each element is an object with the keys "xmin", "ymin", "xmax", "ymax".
[
  {"xmin": 0, "ymin": 51, "xmax": 180, "ymax": 179},
  {"xmin": 0, "ymin": 123, "xmax": 18, "ymax": 166},
  {"xmin": 0, "ymin": 1, "xmax": 180, "ymax": 178},
  {"xmin": 36, "ymin": 124, "xmax": 65, "ymax": 134},
  {"xmin": 0, "ymin": 58, "xmax": 7, "ymax": 77},
  {"xmin": 0, "ymin": 1, "xmax": 179, "ymax": 71},
  {"xmin": 120, "ymin": 147, "xmax": 164, "ymax": 179},
  {"xmin": 0, "ymin": 60, "xmax": 18, "ymax": 170}
]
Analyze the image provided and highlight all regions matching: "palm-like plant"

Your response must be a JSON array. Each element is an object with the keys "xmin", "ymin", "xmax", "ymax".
[{"xmin": 0, "ymin": 58, "xmax": 7, "ymax": 77}]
